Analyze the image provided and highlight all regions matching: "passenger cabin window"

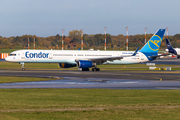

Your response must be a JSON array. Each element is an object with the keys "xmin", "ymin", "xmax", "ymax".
[
  {"xmin": 9, "ymin": 54, "xmax": 16, "ymax": 56},
  {"xmin": 53, "ymin": 54, "xmax": 73, "ymax": 56}
]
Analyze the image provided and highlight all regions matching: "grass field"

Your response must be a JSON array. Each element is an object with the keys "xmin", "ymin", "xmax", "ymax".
[
  {"xmin": 0, "ymin": 76, "xmax": 57, "ymax": 83},
  {"xmin": 0, "ymin": 89, "xmax": 179, "ymax": 119}
]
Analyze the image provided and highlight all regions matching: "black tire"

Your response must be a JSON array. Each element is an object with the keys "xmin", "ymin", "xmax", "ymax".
[
  {"xmin": 92, "ymin": 68, "xmax": 100, "ymax": 71},
  {"xmin": 22, "ymin": 68, "xmax": 25, "ymax": 71},
  {"xmin": 82, "ymin": 68, "xmax": 89, "ymax": 71},
  {"xmin": 96, "ymin": 68, "xmax": 100, "ymax": 71}
]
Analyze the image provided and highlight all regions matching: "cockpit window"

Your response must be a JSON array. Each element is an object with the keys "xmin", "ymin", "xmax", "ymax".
[{"xmin": 9, "ymin": 54, "xmax": 16, "ymax": 56}]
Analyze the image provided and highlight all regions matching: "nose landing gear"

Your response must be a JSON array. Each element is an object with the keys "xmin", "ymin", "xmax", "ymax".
[{"xmin": 20, "ymin": 62, "xmax": 25, "ymax": 71}]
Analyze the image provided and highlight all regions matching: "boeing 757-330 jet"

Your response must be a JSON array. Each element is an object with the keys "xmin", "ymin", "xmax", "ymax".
[{"xmin": 5, "ymin": 29, "xmax": 166, "ymax": 71}]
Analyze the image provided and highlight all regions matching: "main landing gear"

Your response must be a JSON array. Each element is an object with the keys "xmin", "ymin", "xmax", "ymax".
[
  {"xmin": 92, "ymin": 63, "xmax": 100, "ymax": 71},
  {"xmin": 79, "ymin": 63, "xmax": 100, "ymax": 71},
  {"xmin": 20, "ymin": 62, "xmax": 25, "ymax": 71},
  {"xmin": 80, "ymin": 68, "xmax": 100, "ymax": 71},
  {"xmin": 82, "ymin": 68, "xmax": 89, "ymax": 71},
  {"xmin": 92, "ymin": 68, "xmax": 100, "ymax": 71}
]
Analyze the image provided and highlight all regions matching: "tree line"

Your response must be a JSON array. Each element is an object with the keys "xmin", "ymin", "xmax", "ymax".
[{"xmin": 0, "ymin": 30, "xmax": 180, "ymax": 50}]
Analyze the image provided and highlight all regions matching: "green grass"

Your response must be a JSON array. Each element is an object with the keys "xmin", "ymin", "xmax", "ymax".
[
  {"xmin": 0, "ymin": 76, "xmax": 56, "ymax": 83},
  {"xmin": 0, "ymin": 62, "xmax": 61, "ymax": 70},
  {"xmin": 0, "ymin": 89, "xmax": 180, "ymax": 119}
]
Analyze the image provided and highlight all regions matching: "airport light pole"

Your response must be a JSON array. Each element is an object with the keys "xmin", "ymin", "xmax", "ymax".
[
  {"xmin": 28, "ymin": 36, "xmax": 29, "ymax": 49},
  {"xmin": 33, "ymin": 35, "xmax": 35, "ymax": 50},
  {"xmin": 125, "ymin": 27, "xmax": 128, "ymax": 51},
  {"xmin": 166, "ymin": 27, "xmax": 168, "ymax": 39},
  {"xmin": 105, "ymin": 27, "xmax": 106, "ymax": 51},
  {"xmin": 145, "ymin": 27, "xmax": 147, "ymax": 44},
  {"xmin": 81, "ymin": 29, "xmax": 83, "ymax": 50},
  {"xmin": 62, "ymin": 29, "xmax": 64, "ymax": 50}
]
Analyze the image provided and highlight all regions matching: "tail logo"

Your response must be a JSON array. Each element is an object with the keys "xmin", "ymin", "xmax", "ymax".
[{"xmin": 148, "ymin": 35, "xmax": 162, "ymax": 51}]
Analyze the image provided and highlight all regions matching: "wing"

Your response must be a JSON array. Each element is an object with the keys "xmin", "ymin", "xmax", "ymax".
[
  {"xmin": 149, "ymin": 53, "xmax": 170, "ymax": 58},
  {"xmin": 75, "ymin": 47, "xmax": 139, "ymax": 64}
]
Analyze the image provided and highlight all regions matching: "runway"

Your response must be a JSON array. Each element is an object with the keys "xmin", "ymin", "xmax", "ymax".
[
  {"xmin": 0, "ymin": 57, "xmax": 180, "ymax": 89},
  {"xmin": 148, "ymin": 57, "xmax": 180, "ymax": 65},
  {"xmin": 0, "ymin": 77, "xmax": 180, "ymax": 89},
  {"xmin": 0, "ymin": 69, "xmax": 180, "ymax": 89}
]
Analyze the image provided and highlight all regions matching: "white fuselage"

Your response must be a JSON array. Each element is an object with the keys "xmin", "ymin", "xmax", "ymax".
[
  {"xmin": 174, "ymin": 48, "xmax": 180, "ymax": 55},
  {"xmin": 5, "ymin": 49, "xmax": 149, "ymax": 64}
]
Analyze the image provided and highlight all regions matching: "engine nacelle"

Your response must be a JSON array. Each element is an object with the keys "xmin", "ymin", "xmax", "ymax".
[
  {"xmin": 78, "ymin": 60, "xmax": 93, "ymax": 68},
  {"xmin": 59, "ymin": 63, "xmax": 76, "ymax": 68}
]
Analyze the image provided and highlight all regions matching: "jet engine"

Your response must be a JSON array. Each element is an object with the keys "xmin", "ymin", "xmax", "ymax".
[
  {"xmin": 77, "ymin": 60, "xmax": 94, "ymax": 68},
  {"xmin": 59, "ymin": 63, "xmax": 76, "ymax": 68}
]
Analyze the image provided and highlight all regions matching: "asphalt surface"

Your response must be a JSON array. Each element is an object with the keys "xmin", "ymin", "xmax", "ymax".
[
  {"xmin": 0, "ymin": 57, "xmax": 180, "ymax": 89},
  {"xmin": 0, "ymin": 77, "xmax": 180, "ymax": 89},
  {"xmin": 147, "ymin": 57, "xmax": 180, "ymax": 65},
  {"xmin": 0, "ymin": 70, "xmax": 180, "ymax": 89}
]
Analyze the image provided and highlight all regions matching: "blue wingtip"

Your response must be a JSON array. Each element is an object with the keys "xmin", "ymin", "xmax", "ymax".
[{"xmin": 132, "ymin": 47, "xmax": 139, "ymax": 56}]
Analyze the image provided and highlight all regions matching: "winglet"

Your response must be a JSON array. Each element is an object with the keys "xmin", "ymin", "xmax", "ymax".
[{"xmin": 132, "ymin": 47, "xmax": 139, "ymax": 56}]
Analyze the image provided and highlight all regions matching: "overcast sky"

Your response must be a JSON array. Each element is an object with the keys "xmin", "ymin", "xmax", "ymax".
[{"xmin": 0, "ymin": 0, "xmax": 179, "ymax": 37}]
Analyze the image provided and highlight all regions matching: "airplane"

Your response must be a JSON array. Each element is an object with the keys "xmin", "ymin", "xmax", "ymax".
[
  {"xmin": 5, "ymin": 29, "xmax": 166, "ymax": 71},
  {"xmin": 166, "ymin": 38, "xmax": 180, "ymax": 58}
]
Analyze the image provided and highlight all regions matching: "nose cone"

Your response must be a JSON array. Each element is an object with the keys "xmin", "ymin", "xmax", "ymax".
[
  {"xmin": 5, "ymin": 57, "xmax": 10, "ymax": 61},
  {"xmin": 5, "ymin": 57, "xmax": 8, "ymax": 61}
]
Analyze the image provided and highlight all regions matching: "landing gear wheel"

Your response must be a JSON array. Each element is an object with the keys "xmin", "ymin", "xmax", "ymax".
[
  {"xmin": 20, "ymin": 62, "xmax": 25, "ymax": 71},
  {"xmin": 92, "ymin": 68, "xmax": 100, "ymax": 71},
  {"xmin": 82, "ymin": 68, "xmax": 89, "ymax": 71}
]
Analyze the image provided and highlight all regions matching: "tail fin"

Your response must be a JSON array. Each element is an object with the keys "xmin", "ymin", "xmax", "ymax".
[
  {"xmin": 139, "ymin": 29, "xmax": 166, "ymax": 55},
  {"xmin": 166, "ymin": 38, "xmax": 177, "ymax": 55}
]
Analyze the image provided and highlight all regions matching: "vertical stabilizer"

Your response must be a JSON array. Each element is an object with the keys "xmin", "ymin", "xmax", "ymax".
[
  {"xmin": 166, "ymin": 39, "xmax": 177, "ymax": 55},
  {"xmin": 139, "ymin": 29, "xmax": 165, "ymax": 55}
]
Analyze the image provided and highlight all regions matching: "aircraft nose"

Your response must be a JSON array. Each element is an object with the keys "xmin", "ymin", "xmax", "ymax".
[{"xmin": 5, "ymin": 57, "xmax": 9, "ymax": 61}]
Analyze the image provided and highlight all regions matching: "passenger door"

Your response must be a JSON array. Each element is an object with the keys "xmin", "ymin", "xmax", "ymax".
[
  {"xmin": 49, "ymin": 52, "xmax": 53, "ymax": 59},
  {"xmin": 21, "ymin": 52, "xmax": 25, "ymax": 59}
]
